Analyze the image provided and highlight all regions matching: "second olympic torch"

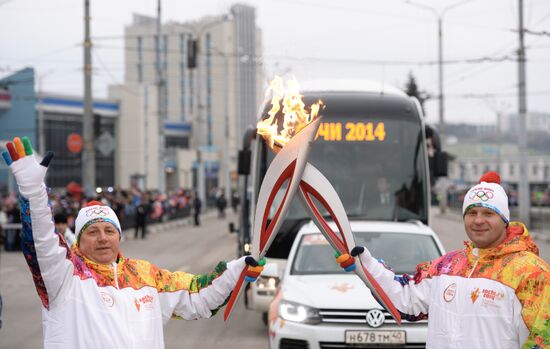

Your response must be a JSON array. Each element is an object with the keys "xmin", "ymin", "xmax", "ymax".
[{"xmin": 224, "ymin": 77, "xmax": 401, "ymax": 324}]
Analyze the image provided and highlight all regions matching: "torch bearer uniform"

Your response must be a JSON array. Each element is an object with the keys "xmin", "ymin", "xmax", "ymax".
[
  {"xmin": 355, "ymin": 222, "xmax": 549, "ymax": 349},
  {"xmin": 18, "ymin": 190, "xmax": 247, "ymax": 349}
]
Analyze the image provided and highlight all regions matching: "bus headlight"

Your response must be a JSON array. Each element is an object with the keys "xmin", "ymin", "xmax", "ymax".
[{"xmin": 279, "ymin": 300, "xmax": 320, "ymax": 324}]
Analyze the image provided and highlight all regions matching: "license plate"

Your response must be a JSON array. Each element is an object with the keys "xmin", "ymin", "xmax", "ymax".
[{"xmin": 345, "ymin": 330, "xmax": 406, "ymax": 345}]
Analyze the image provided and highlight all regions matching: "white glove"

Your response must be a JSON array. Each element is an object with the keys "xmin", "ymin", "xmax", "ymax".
[{"xmin": 2, "ymin": 137, "xmax": 54, "ymax": 198}]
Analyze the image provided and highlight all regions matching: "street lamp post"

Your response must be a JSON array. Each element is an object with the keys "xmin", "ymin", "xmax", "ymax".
[
  {"xmin": 207, "ymin": 46, "xmax": 232, "ymax": 202},
  {"xmin": 405, "ymin": 0, "xmax": 472, "ymax": 145},
  {"xmin": 189, "ymin": 16, "xmax": 231, "ymax": 206},
  {"xmin": 406, "ymin": 0, "xmax": 471, "ymax": 214}
]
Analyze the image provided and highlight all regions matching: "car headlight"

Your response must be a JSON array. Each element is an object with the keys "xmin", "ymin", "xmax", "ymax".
[
  {"xmin": 279, "ymin": 300, "xmax": 320, "ymax": 324},
  {"xmin": 257, "ymin": 276, "xmax": 279, "ymax": 290}
]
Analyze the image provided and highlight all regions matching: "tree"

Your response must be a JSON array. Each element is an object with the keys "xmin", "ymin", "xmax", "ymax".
[{"xmin": 404, "ymin": 72, "xmax": 430, "ymax": 115}]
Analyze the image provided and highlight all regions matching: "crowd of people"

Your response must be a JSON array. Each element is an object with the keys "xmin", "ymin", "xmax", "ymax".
[
  {"xmin": 0, "ymin": 185, "xmax": 241, "ymax": 249},
  {"xmin": 0, "ymin": 187, "xmax": 198, "ymax": 249}
]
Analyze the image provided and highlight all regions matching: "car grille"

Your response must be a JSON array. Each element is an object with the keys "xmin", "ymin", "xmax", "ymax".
[
  {"xmin": 280, "ymin": 338, "xmax": 310, "ymax": 349},
  {"xmin": 318, "ymin": 309, "xmax": 427, "ymax": 325},
  {"xmin": 319, "ymin": 342, "xmax": 425, "ymax": 349}
]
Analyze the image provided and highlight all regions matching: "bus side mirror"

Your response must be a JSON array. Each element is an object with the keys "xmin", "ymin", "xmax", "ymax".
[
  {"xmin": 228, "ymin": 222, "xmax": 237, "ymax": 234},
  {"xmin": 238, "ymin": 150, "xmax": 251, "ymax": 175},
  {"xmin": 433, "ymin": 151, "xmax": 448, "ymax": 177}
]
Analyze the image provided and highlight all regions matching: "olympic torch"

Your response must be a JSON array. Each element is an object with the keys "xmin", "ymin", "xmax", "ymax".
[{"xmin": 224, "ymin": 77, "xmax": 401, "ymax": 324}]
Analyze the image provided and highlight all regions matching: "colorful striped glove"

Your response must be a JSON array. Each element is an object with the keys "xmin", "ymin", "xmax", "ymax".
[
  {"xmin": 2, "ymin": 137, "xmax": 54, "ymax": 197},
  {"xmin": 335, "ymin": 250, "xmax": 357, "ymax": 272},
  {"xmin": 244, "ymin": 256, "xmax": 266, "ymax": 282}
]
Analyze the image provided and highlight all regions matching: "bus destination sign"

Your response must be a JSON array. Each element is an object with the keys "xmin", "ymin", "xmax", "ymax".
[{"xmin": 315, "ymin": 121, "xmax": 386, "ymax": 142}]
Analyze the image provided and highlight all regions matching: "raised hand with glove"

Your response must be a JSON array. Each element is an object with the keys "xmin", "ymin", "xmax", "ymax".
[{"xmin": 2, "ymin": 136, "xmax": 54, "ymax": 198}]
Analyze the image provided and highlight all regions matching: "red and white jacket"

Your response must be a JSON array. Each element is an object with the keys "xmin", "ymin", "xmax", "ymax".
[
  {"xmin": 19, "ymin": 190, "xmax": 246, "ymax": 349},
  {"xmin": 358, "ymin": 222, "xmax": 549, "ymax": 349}
]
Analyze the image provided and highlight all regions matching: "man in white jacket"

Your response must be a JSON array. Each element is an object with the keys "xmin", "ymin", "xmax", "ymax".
[
  {"xmin": 2, "ymin": 136, "xmax": 264, "ymax": 349},
  {"xmin": 337, "ymin": 172, "xmax": 549, "ymax": 349}
]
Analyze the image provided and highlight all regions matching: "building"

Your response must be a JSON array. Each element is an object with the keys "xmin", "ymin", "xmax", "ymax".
[
  {"xmin": 112, "ymin": 3, "xmax": 263, "ymax": 203},
  {"xmin": 446, "ymin": 142, "xmax": 550, "ymax": 188},
  {"xmin": 501, "ymin": 111, "xmax": 550, "ymax": 134},
  {"xmin": 0, "ymin": 68, "xmax": 120, "ymax": 195}
]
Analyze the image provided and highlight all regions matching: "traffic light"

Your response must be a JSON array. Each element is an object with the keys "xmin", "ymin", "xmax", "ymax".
[{"xmin": 187, "ymin": 39, "xmax": 198, "ymax": 69}]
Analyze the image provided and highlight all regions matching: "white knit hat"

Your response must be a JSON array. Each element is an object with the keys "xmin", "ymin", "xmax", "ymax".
[
  {"xmin": 75, "ymin": 200, "xmax": 122, "ymax": 243},
  {"xmin": 462, "ymin": 172, "xmax": 510, "ymax": 224}
]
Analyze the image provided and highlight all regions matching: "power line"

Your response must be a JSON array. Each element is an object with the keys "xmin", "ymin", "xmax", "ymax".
[
  {"xmin": 524, "ymin": 28, "xmax": 550, "ymax": 37},
  {"xmin": 446, "ymin": 90, "xmax": 550, "ymax": 99}
]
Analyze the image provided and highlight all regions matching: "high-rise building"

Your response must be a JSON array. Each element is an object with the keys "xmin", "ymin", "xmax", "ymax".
[{"xmin": 111, "ymin": 4, "xmax": 263, "ymax": 202}]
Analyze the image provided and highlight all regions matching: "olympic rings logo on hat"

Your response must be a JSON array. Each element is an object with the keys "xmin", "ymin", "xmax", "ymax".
[
  {"xmin": 469, "ymin": 190, "xmax": 494, "ymax": 202},
  {"xmin": 85, "ymin": 207, "xmax": 110, "ymax": 217}
]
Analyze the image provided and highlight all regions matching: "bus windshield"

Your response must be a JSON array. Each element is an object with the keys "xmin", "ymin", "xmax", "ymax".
[{"xmin": 262, "ymin": 92, "xmax": 428, "ymax": 224}]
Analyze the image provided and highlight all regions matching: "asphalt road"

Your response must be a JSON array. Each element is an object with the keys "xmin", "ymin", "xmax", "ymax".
[{"xmin": 0, "ymin": 208, "xmax": 548, "ymax": 348}]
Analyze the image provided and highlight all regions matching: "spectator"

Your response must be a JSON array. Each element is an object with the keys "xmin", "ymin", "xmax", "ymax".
[
  {"xmin": 5, "ymin": 202, "xmax": 21, "ymax": 251},
  {"xmin": 231, "ymin": 191, "xmax": 240, "ymax": 213},
  {"xmin": 134, "ymin": 194, "xmax": 150, "ymax": 240},
  {"xmin": 216, "ymin": 191, "xmax": 227, "ymax": 219},
  {"xmin": 193, "ymin": 193, "xmax": 202, "ymax": 226},
  {"xmin": 54, "ymin": 212, "xmax": 76, "ymax": 248}
]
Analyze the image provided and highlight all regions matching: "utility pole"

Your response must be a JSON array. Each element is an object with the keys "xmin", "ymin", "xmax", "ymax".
[
  {"xmin": 223, "ymin": 53, "xmax": 231, "ymax": 202},
  {"xmin": 82, "ymin": 0, "xmax": 95, "ymax": 196},
  {"xmin": 437, "ymin": 16, "xmax": 444, "ymax": 142},
  {"xmin": 156, "ymin": 0, "xmax": 166, "ymax": 194},
  {"xmin": 517, "ymin": 0, "xmax": 530, "ymax": 225}
]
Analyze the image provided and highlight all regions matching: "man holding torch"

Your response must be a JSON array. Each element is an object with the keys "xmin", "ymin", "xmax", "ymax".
[
  {"xmin": 341, "ymin": 172, "xmax": 549, "ymax": 348},
  {"xmin": 2, "ymin": 136, "xmax": 265, "ymax": 349}
]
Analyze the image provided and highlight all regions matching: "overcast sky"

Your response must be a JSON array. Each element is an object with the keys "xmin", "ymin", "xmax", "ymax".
[{"xmin": 1, "ymin": 0, "xmax": 549, "ymax": 126}]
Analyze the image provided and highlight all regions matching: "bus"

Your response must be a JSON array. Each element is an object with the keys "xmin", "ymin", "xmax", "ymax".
[{"xmin": 229, "ymin": 80, "xmax": 447, "ymax": 322}]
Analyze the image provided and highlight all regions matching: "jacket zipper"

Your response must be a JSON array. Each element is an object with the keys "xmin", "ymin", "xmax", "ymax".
[
  {"xmin": 112, "ymin": 262, "xmax": 120, "ymax": 289},
  {"xmin": 467, "ymin": 248, "xmax": 479, "ymax": 278}
]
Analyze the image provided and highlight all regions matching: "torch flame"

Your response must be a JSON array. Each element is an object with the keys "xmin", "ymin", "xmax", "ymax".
[{"xmin": 257, "ymin": 76, "xmax": 323, "ymax": 150}]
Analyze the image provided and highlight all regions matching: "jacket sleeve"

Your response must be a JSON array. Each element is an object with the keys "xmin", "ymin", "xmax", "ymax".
[
  {"xmin": 518, "ymin": 260, "xmax": 550, "ymax": 349},
  {"xmin": 358, "ymin": 248, "xmax": 434, "ymax": 320},
  {"xmin": 19, "ymin": 190, "xmax": 75, "ymax": 310},
  {"xmin": 156, "ymin": 256, "xmax": 246, "ymax": 322}
]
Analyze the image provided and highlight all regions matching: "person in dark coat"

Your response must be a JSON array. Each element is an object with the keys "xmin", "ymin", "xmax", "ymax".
[
  {"xmin": 193, "ymin": 194, "xmax": 202, "ymax": 227},
  {"xmin": 134, "ymin": 195, "xmax": 150, "ymax": 239},
  {"xmin": 216, "ymin": 192, "xmax": 227, "ymax": 219}
]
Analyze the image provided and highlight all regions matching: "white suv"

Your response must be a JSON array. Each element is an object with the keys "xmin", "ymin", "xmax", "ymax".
[{"xmin": 267, "ymin": 221, "xmax": 445, "ymax": 349}]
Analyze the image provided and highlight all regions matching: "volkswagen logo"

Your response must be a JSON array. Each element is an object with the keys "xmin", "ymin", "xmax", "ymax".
[{"xmin": 366, "ymin": 309, "xmax": 385, "ymax": 328}]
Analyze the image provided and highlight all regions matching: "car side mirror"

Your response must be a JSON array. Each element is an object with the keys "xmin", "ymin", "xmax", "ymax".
[{"xmin": 238, "ymin": 150, "xmax": 251, "ymax": 175}]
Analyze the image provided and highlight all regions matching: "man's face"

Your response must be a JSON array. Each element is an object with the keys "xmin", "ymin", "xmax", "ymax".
[
  {"xmin": 78, "ymin": 221, "xmax": 120, "ymax": 264},
  {"xmin": 464, "ymin": 206, "xmax": 507, "ymax": 249}
]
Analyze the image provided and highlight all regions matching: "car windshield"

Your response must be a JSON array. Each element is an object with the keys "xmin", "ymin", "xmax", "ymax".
[{"xmin": 291, "ymin": 232, "xmax": 441, "ymax": 275}]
